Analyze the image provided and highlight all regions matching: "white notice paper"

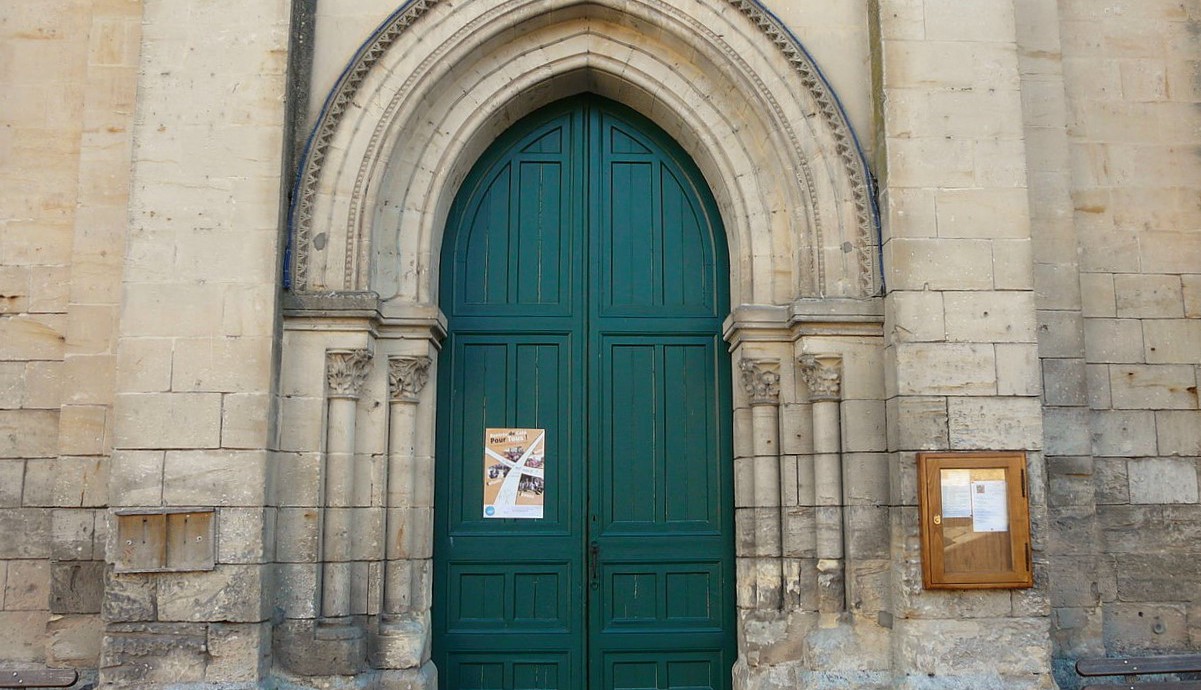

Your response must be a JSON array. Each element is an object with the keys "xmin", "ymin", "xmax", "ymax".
[
  {"xmin": 970, "ymin": 480, "xmax": 1009, "ymax": 533},
  {"xmin": 940, "ymin": 469, "xmax": 973, "ymax": 519}
]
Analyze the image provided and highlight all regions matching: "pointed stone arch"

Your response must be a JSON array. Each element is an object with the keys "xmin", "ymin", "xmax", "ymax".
[{"xmin": 288, "ymin": 0, "xmax": 879, "ymax": 306}]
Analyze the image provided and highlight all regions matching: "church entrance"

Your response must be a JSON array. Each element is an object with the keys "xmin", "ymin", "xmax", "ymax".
[{"xmin": 432, "ymin": 96, "xmax": 735, "ymax": 690}]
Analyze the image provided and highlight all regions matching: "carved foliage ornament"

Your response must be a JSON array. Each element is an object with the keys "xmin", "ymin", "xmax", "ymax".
[
  {"xmin": 388, "ymin": 356, "xmax": 431, "ymax": 402},
  {"xmin": 740, "ymin": 358, "xmax": 781, "ymax": 406},
  {"xmin": 327, "ymin": 349, "xmax": 373, "ymax": 399},
  {"xmin": 797, "ymin": 354, "xmax": 842, "ymax": 402}
]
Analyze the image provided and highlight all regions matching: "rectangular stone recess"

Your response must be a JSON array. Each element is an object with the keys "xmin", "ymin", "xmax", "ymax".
[
  {"xmin": 114, "ymin": 509, "xmax": 215, "ymax": 572},
  {"xmin": 917, "ymin": 452, "xmax": 1032, "ymax": 589}
]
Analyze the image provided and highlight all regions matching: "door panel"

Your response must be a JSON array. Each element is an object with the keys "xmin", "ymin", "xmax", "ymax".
[{"xmin": 436, "ymin": 96, "xmax": 732, "ymax": 690}]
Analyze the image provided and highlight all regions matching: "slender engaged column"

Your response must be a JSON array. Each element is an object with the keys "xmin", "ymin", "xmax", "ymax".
[
  {"xmin": 375, "ymin": 355, "xmax": 432, "ymax": 669},
  {"xmin": 799, "ymin": 354, "xmax": 845, "ymax": 614},
  {"xmin": 321, "ymin": 349, "xmax": 373, "ymax": 633},
  {"xmin": 740, "ymin": 358, "xmax": 783, "ymax": 610},
  {"xmin": 383, "ymin": 356, "xmax": 431, "ymax": 618}
]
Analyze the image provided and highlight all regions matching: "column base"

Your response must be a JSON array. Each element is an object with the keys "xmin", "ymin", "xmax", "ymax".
[{"xmin": 373, "ymin": 614, "xmax": 428, "ymax": 670}]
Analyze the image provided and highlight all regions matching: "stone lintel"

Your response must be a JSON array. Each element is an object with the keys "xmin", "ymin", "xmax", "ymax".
[{"xmin": 725, "ymin": 300, "xmax": 884, "ymax": 348}]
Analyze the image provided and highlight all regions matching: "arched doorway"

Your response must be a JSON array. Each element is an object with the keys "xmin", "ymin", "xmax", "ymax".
[{"xmin": 433, "ymin": 96, "xmax": 735, "ymax": 690}]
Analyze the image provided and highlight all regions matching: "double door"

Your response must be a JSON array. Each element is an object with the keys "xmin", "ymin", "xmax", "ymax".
[{"xmin": 433, "ymin": 96, "xmax": 734, "ymax": 690}]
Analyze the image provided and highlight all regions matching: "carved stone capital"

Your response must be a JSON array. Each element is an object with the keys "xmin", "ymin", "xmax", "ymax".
[
  {"xmin": 798, "ymin": 354, "xmax": 842, "ymax": 402},
  {"xmin": 739, "ymin": 358, "xmax": 781, "ymax": 407},
  {"xmin": 388, "ymin": 356, "xmax": 431, "ymax": 402},
  {"xmin": 326, "ymin": 349, "xmax": 373, "ymax": 399}
]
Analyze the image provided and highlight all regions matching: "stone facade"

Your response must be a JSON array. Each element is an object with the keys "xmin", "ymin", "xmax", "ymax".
[{"xmin": 0, "ymin": 1, "xmax": 1197, "ymax": 689}]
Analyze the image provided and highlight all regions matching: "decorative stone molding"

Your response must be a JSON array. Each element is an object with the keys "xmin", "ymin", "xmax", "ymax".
[
  {"xmin": 327, "ymin": 349, "xmax": 373, "ymax": 399},
  {"xmin": 798, "ymin": 354, "xmax": 842, "ymax": 402},
  {"xmin": 289, "ymin": 0, "xmax": 879, "ymax": 302},
  {"xmin": 740, "ymin": 358, "xmax": 781, "ymax": 406},
  {"xmin": 388, "ymin": 356, "xmax": 431, "ymax": 402}
]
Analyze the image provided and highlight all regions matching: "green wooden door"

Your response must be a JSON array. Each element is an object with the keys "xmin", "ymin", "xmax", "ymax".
[{"xmin": 434, "ymin": 96, "xmax": 734, "ymax": 690}]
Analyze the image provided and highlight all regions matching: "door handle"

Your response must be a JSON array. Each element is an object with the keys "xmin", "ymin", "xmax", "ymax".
[{"xmin": 588, "ymin": 541, "xmax": 599, "ymax": 590}]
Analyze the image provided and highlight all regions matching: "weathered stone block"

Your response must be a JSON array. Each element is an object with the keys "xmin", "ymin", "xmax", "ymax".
[
  {"xmin": 114, "ymin": 392, "xmax": 222, "ymax": 449},
  {"xmin": 0, "ymin": 409, "xmax": 58, "ymax": 458},
  {"xmin": 844, "ymin": 452, "xmax": 889, "ymax": 504},
  {"xmin": 273, "ymin": 618, "xmax": 366, "ymax": 677},
  {"xmin": 171, "ymin": 336, "xmax": 272, "ymax": 393},
  {"xmin": 1155, "ymin": 410, "xmax": 1201, "ymax": 456},
  {"xmin": 46, "ymin": 613, "xmax": 103, "ymax": 666},
  {"xmin": 1094, "ymin": 458, "xmax": 1130, "ymax": 505},
  {"xmin": 0, "ymin": 460, "xmax": 22, "ymax": 507},
  {"xmin": 1116, "ymin": 553, "xmax": 1201, "ymax": 603},
  {"xmin": 893, "ymin": 617, "xmax": 1053, "ymax": 681},
  {"xmin": 1080, "ymin": 273, "xmax": 1116, "ymax": 318},
  {"xmin": 0, "ymin": 508, "xmax": 51, "ymax": 558},
  {"xmin": 944, "ymin": 291, "xmax": 1038, "ymax": 343},
  {"xmin": 1037, "ymin": 310, "xmax": 1086, "ymax": 358},
  {"xmin": 894, "ymin": 342, "xmax": 996, "ymax": 395},
  {"xmin": 221, "ymin": 391, "xmax": 271, "ymax": 448},
  {"xmin": 276, "ymin": 507, "xmax": 320, "ymax": 562},
  {"xmin": 102, "ymin": 567, "xmax": 156, "ymax": 623},
  {"xmin": 161, "ymin": 449, "xmax": 267, "ymax": 506},
  {"xmin": 115, "ymin": 337, "xmax": 173, "ymax": 393},
  {"xmin": 1047, "ymin": 506, "xmax": 1099, "ymax": 557},
  {"xmin": 1127, "ymin": 457, "xmax": 1199, "ymax": 504},
  {"xmin": 885, "ymin": 238, "xmax": 994, "ymax": 291},
  {"xmin": 1099, "ymin": 505, "xmax": 1201, "ymax": 553},
  {"xmin": 1042, "ymin": 357, "xmax": 1087, "ymax": 406},
  {"xmin": 885, "ymin": 291, "xmax": 945, "ymax": 343},
  {"xmin": 1183, "ymin": 274, "xmax": 1200, "ymax": 318},
  {"xmin": 1047, "ymin": 456, "xmax": 1095, "ymax": 507},
  {"xmin": 1044, "ymin": 407, "xmax": 1092, "ymax": 456},
  {"xmin": 4, "ymin": 558, "xmax": 49, "ymax": 610},
  {"xmin": 948, "ymin": 396, "xmax": 1043, "ymax": 450},
  {"xmin": 207, "ymin": 622, "xmax": 269, "ymax": 683},
  {"xmin": 1083, "ymin": 318, "xmax": 1144, "ymax": 363},
  {"xmin": 273, "ymin": 451, "xmax": 322, "ymax": 507},
  {"xmin": 842, "ymin": 400, "xmax": 886, "ymax": 452},
  {"xmin": 845, "ymin": 506, "xmax": 889, "ymax": 559},
  {"xmin": 273, "ymin": 563, "xmax": 318, "ymax": 618},
  {"xmin": 50, "ymin": 560, "xmax": 104, "ymax": 614},
  {"xmin": 0, "ymin": 610, "xmax": 50, "ymax": 662},
  {"xmin": 100, "ymin": 622, "xmax": 208, "ymax": 685},
  {"xmin": 107, "ymin": 450, "xmax": 164, "ymax": 506},
  {"xmin": 1103, "ymin": 603, "xmax": 1190, "ymax": 654},
  {"xmin": 1114, "ymin": 274, "xmax": 1184, "ymax": 318},
  {"xmin": 1144, "ymin": 319, "xmax": 1201, "ymax": 364},
  {"xmin": 1091, "ymin": 410, "xmax": 1157, "ymax": 457},
  {"xmin": 781, "ymin": 506, "xmax": 816, "ymax": 558},
  {"xmin": 1108, "ymin": 364, "xmax": 1198, "ymax": 409},
  {"xmin": 887, "ymin": 396, "xmax": 949, "ymax": 452},
  {"xmin": 217, "ymin": 507, "xmax": 270, "ymax": 564},
  {"xmin": 157, "ymin": 564, "xmax": 266, "ymax": 623}
]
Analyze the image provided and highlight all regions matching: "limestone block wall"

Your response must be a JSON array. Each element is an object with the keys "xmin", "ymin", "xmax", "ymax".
[
  {"xmin": 0, "ymin": 0, "xmax": 140, "ymax": 673},
  {"xmin": 1026, "ymin": 0, "xmax": 1201, "ymax": 684},
  {"xmin": 876, "ymin": 0, "xmax": 1052, "ymax": 687},
  {"xmin": 97, "ymin": 0, "xmax": 291, "ymax": 685}
]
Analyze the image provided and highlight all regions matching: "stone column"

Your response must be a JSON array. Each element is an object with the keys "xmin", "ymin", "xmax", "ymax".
[
  {"xmin": 320, "ymin": 349, "xmax": 372, "ymax": 635},
  {"xmin": 798, "ymin": 354, "xmax": 844, "ymax": 614},
  {"xmin": 739, "ymin": 358, "xmax": 783, "ymax": 609},
  {"xmin": 376, "ymin": 355, "xmax": 431, "ymax": 669}
]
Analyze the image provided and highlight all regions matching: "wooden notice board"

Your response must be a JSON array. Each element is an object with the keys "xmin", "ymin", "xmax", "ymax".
[{"xmin": 917, "ymin": 452, "xmax": 1032, "ymax": 589}]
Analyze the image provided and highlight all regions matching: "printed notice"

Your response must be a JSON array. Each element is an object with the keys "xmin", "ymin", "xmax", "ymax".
[
  {"xmin": 970, "ymin": 480, "xmax": 1009, "ymax": 533},
  {"xmin": 940, "ymin": 469, "xmax": 973, "ymax": 519},
  {"xmin": 483, "ymin": 428, "xmax": 546, "ymax": 519}
]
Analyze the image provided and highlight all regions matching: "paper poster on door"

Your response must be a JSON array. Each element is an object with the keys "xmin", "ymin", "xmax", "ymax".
[{"xmin": 483, "ymin": 428, "xmax": 546, "ymax": 519}]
